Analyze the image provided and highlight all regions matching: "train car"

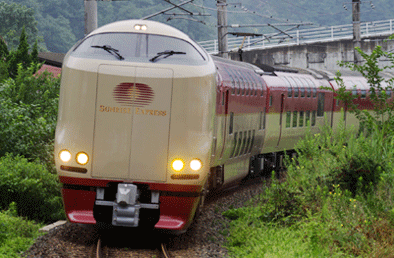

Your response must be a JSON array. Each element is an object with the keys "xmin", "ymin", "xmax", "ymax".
[
  {"xmin": 54, "ymin": 19, "xmax": 374, "ymax": 233},
  {"xmin": 54, "ymin": 19, "xmax": 268, "ymax": 232}
]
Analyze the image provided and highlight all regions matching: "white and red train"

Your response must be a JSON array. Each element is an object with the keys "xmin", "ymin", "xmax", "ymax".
[{"xmin": 55, "ymin": 19, "xmax": 378, "ymax": 232}]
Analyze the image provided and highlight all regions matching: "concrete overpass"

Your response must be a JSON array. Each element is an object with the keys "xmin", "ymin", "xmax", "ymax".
[{"xmin": 199, "ymin": 19, "xmax": 394, "ymax": 71}]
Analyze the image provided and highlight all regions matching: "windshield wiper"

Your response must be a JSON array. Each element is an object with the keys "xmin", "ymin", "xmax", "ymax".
[
  {"xmin": 91, "ymin": 45, "xmax": 124, "ymax": 60},
  {"xmin": 149, "ymin": 50, "xmax": 186, "ymax": 62}
]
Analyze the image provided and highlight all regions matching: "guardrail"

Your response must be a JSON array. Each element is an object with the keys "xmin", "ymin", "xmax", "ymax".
[{"xmin": 198, "ymin": 19, "xmax": 394, "ymax": 54}]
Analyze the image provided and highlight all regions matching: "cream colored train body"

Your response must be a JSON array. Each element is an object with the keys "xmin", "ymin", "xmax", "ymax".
[{"xmin": 55, "ymin": 19, "xmax": 377, "ymax": 232}]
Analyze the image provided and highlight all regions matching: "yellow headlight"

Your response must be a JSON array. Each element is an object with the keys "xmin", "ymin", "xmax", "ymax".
[
  {"xmin": 59, "ymin": 150, "xmax": 71, "ymax": 162},
  {"xmin": 134, "ymin": 24, "xmax": 147, "ymax": 31},
  {"xmin": 190, "ymin": 159, "xmax": 202, "ymax": 171},
  {"xmin": 171, "ymin": 159, "xmax": 184, "ymax": 172},
  {"xmin": 76, "ymin": 152, "xmax": 89, "ymax": 165}
]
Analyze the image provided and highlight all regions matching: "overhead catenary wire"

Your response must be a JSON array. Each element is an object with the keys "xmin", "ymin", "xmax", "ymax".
[{"xmin": 190, "ymin": 2, "xmax": 296, "ymax": 23}]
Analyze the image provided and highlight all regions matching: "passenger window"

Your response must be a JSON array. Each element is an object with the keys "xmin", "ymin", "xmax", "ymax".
[
  {"xmin": 229, "ymin": 112, "xmax": 234, "ymax": 134},
  {"xmin": 300, "ymin": 88, "xmax": 305, "ymax": 97},
  {"xmin": 286, "ymin": 111, "xmax": 291, "ymax": 128},
  {"xmin": 317, "ymin": 93, "xmax": 325, "ymax": 117},
  {"xmin": 312, "ymin": 111, "xmax": 316, "ymax": 126},
  {"xmin": 352, "ymin": 86, "xmax": 357, "ymax": 96},
  {"xmin": 235, "ymin": 132, "xmax": 242, "ymax": 157},
  {"xmin": 230, "ymin": 132, "xmax": 237, "ymax": 158},
  {"xmin": 299, "ymin": 111, "xmax": 304, "ymax": 127},
  {"xmin": 305, "ymin": 111, "xmax": 310, "ymax": 126},
  {"xmin": 283, "ymin": 77, "xmax": 292, "ymax": 98},
  {"xmin": 269, "ymin": 96, "xmax": 273, "ymax": 106},
  {"xmin": 292, "ymin": 111, "xmax": 298, "ymax": 127},
  {"xmin": 313, "ymin": 88, "xmax": 317, "ymax": 98},
  {"xmin": 301, "ymin": 78, "xmax": 310, "ymax": 97},
  {"xmin": 259, "ymin": 111, "xmax": 263, "ymax": 130},
  {"xmin": 294, "ymin": 88, "xmax": 299, "ymax": 98},
  {"xmin": 288, "ymin": 87, "xmax": 293, "ymax": 98},
  {"xmin": 307, "ymin": 87, "xmax": 311, "ymax": 98}
]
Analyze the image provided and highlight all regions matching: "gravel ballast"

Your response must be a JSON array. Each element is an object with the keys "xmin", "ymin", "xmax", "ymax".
[{"xmin": 24, "ymin": 179, "xmax": 266, "ymax": 257}]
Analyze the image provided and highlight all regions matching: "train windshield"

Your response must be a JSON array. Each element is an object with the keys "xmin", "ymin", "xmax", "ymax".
[{"xmin": 71, "ymin": 32, "xmax": 207, "ymax": 65}]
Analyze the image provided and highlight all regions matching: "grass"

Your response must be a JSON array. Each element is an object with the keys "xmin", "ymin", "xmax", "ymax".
[
  {"xmin": 224, "ymin": 121, "xmax": 394, "ymax": 257},
  {"xmin": 0, "ymin": 203, "xmax": 45, "ymax": 257},
  {"xmin": 226, "ymin": 219, "xmax": 352, "ymax": 258}
]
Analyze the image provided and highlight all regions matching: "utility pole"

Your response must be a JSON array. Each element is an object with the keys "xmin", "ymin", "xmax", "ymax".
[
  {"xmin": 217, "ymin": 0, "xmax": 228, "ymax": 59},
  {"xmin": 85, "ymin": 0, "xmax": 98, "ymax": 35},
  {"xmin": 352, "ymin": 0, "xmax": 361, "ymax": 64}
]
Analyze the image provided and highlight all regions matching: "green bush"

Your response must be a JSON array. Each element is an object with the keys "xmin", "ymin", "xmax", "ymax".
[
  {"xmin": 225, "ymin": 40, "xmax": 394, "ymax": 257},
  {"xmin": 0, "ymin": 154, "xmax": 64, "ymax": 223},
  {"xmin": 0, "ymin": 63, "xmax": 60, "ymax": 167},
  {"xmin": 291, "ymin": 121, "xmax": 394, "ymax": 197},
  {"xmin": 0, "ymin": 202, "xmax": 45, "ymax": 258}
]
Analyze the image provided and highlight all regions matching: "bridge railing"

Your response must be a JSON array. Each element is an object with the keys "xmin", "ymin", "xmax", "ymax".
[{"xmin": 198, "ymin": 19, "xmax": 394, "ymax": 54}]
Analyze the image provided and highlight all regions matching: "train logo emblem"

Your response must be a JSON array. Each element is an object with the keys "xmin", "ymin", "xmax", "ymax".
[{"xmin": 113, "ymin": 82, "xmax": 154, "ymax": 107}]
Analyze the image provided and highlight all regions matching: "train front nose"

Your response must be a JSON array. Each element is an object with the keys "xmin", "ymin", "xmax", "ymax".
[{"xmin": 92, "ymin": 65, "xmax": 173, "ymax": 182}]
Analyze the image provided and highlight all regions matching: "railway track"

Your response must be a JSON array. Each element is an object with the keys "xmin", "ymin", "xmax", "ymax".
[
  {"xmin": 93, "ymin": 237, "xmax": 172, "ymax": 258},
  {"xmin": 160, "ymin": 242, "xmax": 171, "ymax": 258},
  {"xmin": 86, "ymin": 177, "xmax": 265, "ymax": 258},
  {"xmin": 95, "ymin": 237, "xmax": 102, "ymax": 258},
  {"xmin": 25, "ymin": 173, "xmax": 269, "ymax": 257}
]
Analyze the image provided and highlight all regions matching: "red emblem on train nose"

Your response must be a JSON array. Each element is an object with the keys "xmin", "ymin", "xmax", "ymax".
[{"xmin": 113, "ymin": 82, "xmax": 154, "ymax": 107}]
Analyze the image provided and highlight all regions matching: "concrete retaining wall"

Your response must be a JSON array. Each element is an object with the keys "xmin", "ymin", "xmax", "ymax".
[{"xmin": 229, "ymin": 35, "xmax": 394, "ymax": 71}]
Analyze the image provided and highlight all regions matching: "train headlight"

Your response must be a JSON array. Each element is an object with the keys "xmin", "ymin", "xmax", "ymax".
[
  {"xmin": 76, "ymin": 152, "xmax": 89, "ymax": 165},
  {"xmin": 134, "ymin": 24, "xmax": 147, "ymax": 31},
  {"xmin": 190, "ymin": 159, "xmax": 202, "ymax": 171},
  {"xmin": 171, "ymin": 159, "xmax": 184, "ymax": 172},
  {"xmin": 59, "ymin": 150, "xmax": 71, "ymax": 163}
]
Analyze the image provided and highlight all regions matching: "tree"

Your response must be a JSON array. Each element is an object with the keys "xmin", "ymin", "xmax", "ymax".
[
  {"xmin": 0, "ymin": 2, "xmax": 44, "ymax": 50},
  {"xmin": 0, "ymin": 37, "xmax": 8, "ymax": 59},
  {"xmin": 0, "ymin": 59, "xmax": 8, "ymax": 82},
  {"xmin": 31, "ymin": 40, "xmax": 38, "ymax": 64},
  {"xmin": 0, "ymin": 37, "xmax": 8, "ymax": 82},
  {"xmin": 39, "ymin": 14, "xmax": 76, "ymax": 53},
  {"xmin": 6, "ymin": 27, "xmax": 39, "ymax": 78},
  {"xmin": 334, "ymin": 35, "xmax": 394, "ymax": 135},
  {"xmin": 7, "ymin": 27, "xmax": 30, "ymax": 78}
]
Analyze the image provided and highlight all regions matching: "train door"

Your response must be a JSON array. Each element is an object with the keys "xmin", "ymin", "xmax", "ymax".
[
  {"xmin": 219, "ymin": 88, "xmax": 229, "ymax": 159},
  {"xmin": 276, "ymin": 93, "xmax": 285, "ymax": 147}
]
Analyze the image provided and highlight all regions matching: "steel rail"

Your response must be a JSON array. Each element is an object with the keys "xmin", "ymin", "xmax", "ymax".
[{"xmin": 161, "ymin": 243, "xmax": 171, "ymax": 258}]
